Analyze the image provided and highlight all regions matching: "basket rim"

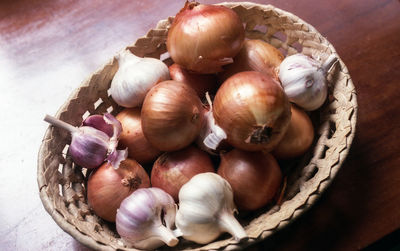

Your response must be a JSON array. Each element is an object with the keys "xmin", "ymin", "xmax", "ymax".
[{"xmin": 37, "ymin": 2, "xmax": 358, "ymax": 251}]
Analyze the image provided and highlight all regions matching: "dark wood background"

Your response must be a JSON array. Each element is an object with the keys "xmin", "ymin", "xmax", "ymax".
[{"xmin": 1, "ymin": 0, "xmax": 399, "ymax": 250}]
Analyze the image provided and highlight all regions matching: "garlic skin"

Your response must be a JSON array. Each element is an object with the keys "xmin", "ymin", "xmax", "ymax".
[
  {"xmin": 196, "ymin": 93, "xmax": 227, "ymax": 153},
  {"xmin": 82, "ymin": 114, "xmax": 113, "ymax": 137},
  {"xmin": 176, "ymin": 172, "xmax": 247, "ymax": 244},
  {"xmin": 278, "ymin": 54, "xmax": 337, "ymax": 111},
  {"xmin": 116, "ymin": 187, "xmax": 179, "ymax": 250},
  {"xmin": 110, "ymin": 49, "xmax": 170, "ymax": 108}
]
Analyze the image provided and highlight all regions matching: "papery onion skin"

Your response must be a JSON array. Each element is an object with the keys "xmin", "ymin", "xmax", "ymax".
[
  {"xmin": 217, "ymin": 149, "xmax": 282, "ymax": 211},
  {"xmin": 213, "ymin": 71, "xmax": 291, "ymax": 152},
  {"xmin": 151, "ymin": 145, "xmax": 215, "ymax": 202},
  {"xmin": 87, "ymin": 158, "xmax": 150, "ymax": 222},
  {"xmin": 169, "ymin": 63, "xmax": 219, "ymax": 98},
  {"xmin": 141, "ymin": 80, "xmax": 204, "ymax": 152},
  {"xmin": 219, "ymin": 39, "xmax": 284, "ymax": 82},
  {"xmin": 116, "ymin": 108, "xmax": 162, "ymax": 164},
  {"xmin": 272, "ymin": 105, "xmax": 314, "ymax": 159},
  {"xmin": 167, "ymin": 2, "xmax": 245, "ymax": 73}
]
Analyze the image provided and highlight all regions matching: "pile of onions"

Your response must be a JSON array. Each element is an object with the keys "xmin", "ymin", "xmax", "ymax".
[
  {"xmin": 87, "ymin": 158, "xmax": 150, "ymax": 222},
  {"xmin": 116, "ymin": 108, "xmax": 162, "ymax": 164},
  {"xmin": 151, "ymin": 146, "xmax": 215, "ymax": 201},
  {"xmin": 167, "ymin": 1, "xmax": 245, "ymax": 73},
  {"xmin": 52, "ymin": 2, "xmax": 330, "ymax": 248},
  {"xmin": 213, "ymin": 71, "xmax": 291, "ymax": 152},
  {"xmin": 217, "ymin": 149, "xmax": 282, "ymax": 211},
  {"xmin": 219, "ymin": 39, "xmax": 284, "ymax": 82},
  {"xmin": 272, "ymin": 105, "xmax": 315, "ymax": 159}
]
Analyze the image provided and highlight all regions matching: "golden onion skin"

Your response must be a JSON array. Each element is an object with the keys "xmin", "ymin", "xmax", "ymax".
[
  {"xmin": 219, "ymin": 39, "xmax": 284, "ymax": 83},
  {"xmin": 272, "ymin": 105, "xmax": 315, "ymax": 159},
  {"xmin": 116, "ymin": 108, "xmax": 162, "ymax": 164},
  {"xmin": 141, "ymin": 80, "xmax": 204, "ymax": 152},
  {"xmin": 213, "ymin": 71, "xmax": 291, "ymax": 152},
  {"xmin": 167, "ymin": 2, "xmax": 245, "ymax": 74}
]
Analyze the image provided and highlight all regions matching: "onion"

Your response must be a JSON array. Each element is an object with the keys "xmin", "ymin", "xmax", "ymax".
[
  {"xmin": 116, "ymin": 108, "xmax": 162, "ymax": 164},
  {"xmin": 272, "ymin": 105, "xmax": 314, "ymax": 159},
  {"xmin": 151, "ymin": 145, "xmax": 214, "ymax": 201},
  {"xmin": 87, "ymin": 158, "xmax": 150, "ymax": 222},
  {"xmin": 219, "ymin": 39, "xmax": 284, "ymax": 82},
  {"xmin": 169, "ymin": 63, "xmax": 219, "ymax": 98},
  {"xmin": 167, "ymin": 2, "xmax": 245, "ymax": 73},
  {"xmin": 141, "ymin": 80, "xmax": 204, "ymax": 152},
  {"xmin": 213, "ymin": 71, "xmax": 291, "ymax": 152},
  {"xmin": 217, "ymin": 149, "xmax": 282, "ymax": 211}
]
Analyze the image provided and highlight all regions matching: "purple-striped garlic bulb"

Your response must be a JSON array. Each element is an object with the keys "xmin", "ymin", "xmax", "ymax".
[{"xmin": 116, "ymin": 187, "xmax": 180, "ymax": 249}]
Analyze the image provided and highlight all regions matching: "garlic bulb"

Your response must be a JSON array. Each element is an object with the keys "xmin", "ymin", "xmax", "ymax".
[
  {"xmin": 278, "ymin": 53, "xmax": 338, "ymax": 111},
  {"xmin": 109, "ymin": 49, "xmax": 170, "ymax": 108},
  {"xmin": 116, "ymin": 187, "xmax": 179, "ymax": 250},
  {"xmin": 176, "ymin": 172, "xmax": 247, "ymax": 244},
  {"xmin": 44, "ymin": 114, "xmax": 126, "ymax": 169}
]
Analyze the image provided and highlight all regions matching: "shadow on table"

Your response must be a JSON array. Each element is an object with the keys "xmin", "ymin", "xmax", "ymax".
[{"xmin": 248, "ymin": 134, "xmax": 376, "ymax": 251}]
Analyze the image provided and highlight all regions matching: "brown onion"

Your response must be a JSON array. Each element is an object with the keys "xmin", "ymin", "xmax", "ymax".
[
  {"xmin": 169, "ymin": 63, "xmax": 219, "ymax": 98},
  {"xmin": 272, "ymin": 105, "xmax": 314, "ymax": 159},
  {"xmin": 116, "ymin": 108, "xmax": 162, "ymax": 164},
  {"xmin": 213, "ymin": 71, "xmax": 291, "ymax": 152},
  {"xmin": 141, "ymin": 80, "xmax": 204, "ymax": 152},
  {"xmin": 151, "ymin": 146, "xmax": 215, "ymax": 201},
  {"xmin": 167, "ymin": 2, "xmax": 245, "ymax": 73},
  {"xmin": 219, "ymin": 39, "xmax": 284, "ymax": 82},
  {"xmin": 217, "ymin": 149, "xmax": 282, "ymax": 211},
  {"xmin": 87, "ymin": 158, "xmax": 150, "ymax": 222}
]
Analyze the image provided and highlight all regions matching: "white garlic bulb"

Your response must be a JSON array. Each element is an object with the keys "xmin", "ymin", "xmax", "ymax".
[
  {"xmin": 110, "ymin": 49, "xmax": 170, "ymax": 108},
  {"xmin": 278, "ymin": 53, "xmax": 337, "ymax": 111},
  {"xmin": 175, "ymin": 172, "xmax": 247, "ymax": 244}
]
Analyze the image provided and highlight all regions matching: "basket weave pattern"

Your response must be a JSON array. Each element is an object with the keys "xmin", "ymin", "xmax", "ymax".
[{"xmin": 38, "ymin": 2, "xmax": 357, "ymax": 250}]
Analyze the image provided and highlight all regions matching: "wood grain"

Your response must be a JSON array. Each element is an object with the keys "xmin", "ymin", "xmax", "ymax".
[{"xmin": 1, "ymin": 0, "xmax": 399, "ymax": 250}]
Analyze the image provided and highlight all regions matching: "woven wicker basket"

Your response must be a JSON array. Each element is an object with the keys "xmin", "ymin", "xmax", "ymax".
[{"xmin": 38, "ymin": 2, "xmax": 357, "ymax": 250}]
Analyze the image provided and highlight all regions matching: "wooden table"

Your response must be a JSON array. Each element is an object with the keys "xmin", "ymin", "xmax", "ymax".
[{"xmin": 1, "ymin": 0, "xmax": 399, "ymax": 250}]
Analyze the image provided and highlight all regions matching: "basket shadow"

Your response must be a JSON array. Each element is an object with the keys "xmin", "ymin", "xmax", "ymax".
[{"xmin": 247, "ymin": 134, "xmax": 372, "ymax": 251}]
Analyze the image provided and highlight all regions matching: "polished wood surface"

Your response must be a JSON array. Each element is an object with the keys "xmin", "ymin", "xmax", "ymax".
[{"xmin": 1, "ymin": 0, "xmax": 399, "ymax": 250}]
